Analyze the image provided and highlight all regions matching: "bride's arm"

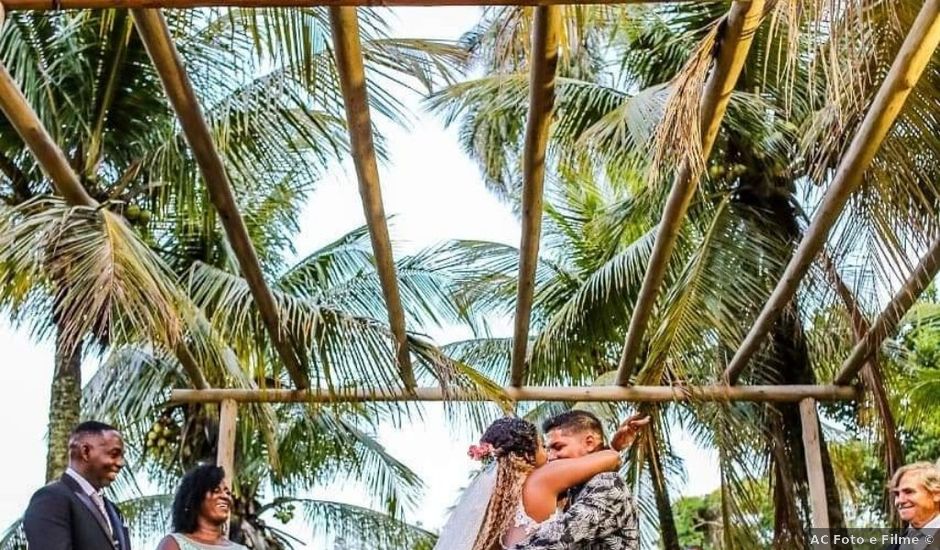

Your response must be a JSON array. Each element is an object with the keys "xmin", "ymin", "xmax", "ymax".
[
  {"xmin": 521, "ymin": 451, "xmax": 620, "ymax": 521},
  {"xmin": 526, "ymin": 450, "xmax": 621, "ymax": 497}
]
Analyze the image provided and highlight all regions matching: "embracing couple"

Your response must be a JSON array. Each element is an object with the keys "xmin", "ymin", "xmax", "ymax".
[{"xmin": 436, "ymin": 410, "xmax": 649, "ymax": 550}]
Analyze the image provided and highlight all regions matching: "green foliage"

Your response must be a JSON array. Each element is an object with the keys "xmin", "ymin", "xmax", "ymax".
[
  {"xmin": 0, "ymin": 7, "xmax": 469, "ymax": 549},
  {"xmin": 674, "ymin": 493, "xmax": 721, "ymax": 549},
  {"xmin": 429, "ymin": 0, "xmax": 940, "ymax": 546},
  {"xmin": 76, "ymin": 222, "xmax": 504, "ymax": 548},
  {"xmin": 674, "ymin": 480, "xmax": 775, "ymax": 550}
]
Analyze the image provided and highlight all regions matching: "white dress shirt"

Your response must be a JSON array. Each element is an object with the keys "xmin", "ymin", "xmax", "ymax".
[
  {"xmin": 65, "ymin": 467, "xmax": 114, "ymax": 535},
  {"xmin": 922, "ymin": 513, "xmax": 940, "ymax": 530},
  {"xmin": 902, "ymin": 512, "xmax": 940, "ymax": 550}
]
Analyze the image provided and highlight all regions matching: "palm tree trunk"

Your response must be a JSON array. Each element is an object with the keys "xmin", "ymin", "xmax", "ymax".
[
  {"xmin": 737, "ymin": 171, "xmax": 852, "ymax": 547},
  {"xmin": 818, "ymin": 424, "xmax": 851, "ymax": 548},
  {"xmin": 231, "ymin": 492, "xmax": 283, "ymax": 549},
  {"xmin": 646, "ymin": 422, "xmax": 680, "ymax": 550},
  {"xmin": 770, "ymin": 415, "xmax": 806, "ymax": 550},
  {"xmin": 770, "ymin": 305, "xmax": 852, "ymax": 549},
  {"xmin": 45, "ymin": 321, "xmax": 82, "ymax": 482}
]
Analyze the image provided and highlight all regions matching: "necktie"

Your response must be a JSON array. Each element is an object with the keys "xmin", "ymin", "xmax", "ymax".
[{"xmin": 90, "ymin": 491, "xmax": 114, "ymax": 536}]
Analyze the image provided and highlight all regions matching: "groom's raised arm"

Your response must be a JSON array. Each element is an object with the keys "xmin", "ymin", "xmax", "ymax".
[{"xmin": 511, "ymin": 472, "xmax": 638, "ymax": 550}]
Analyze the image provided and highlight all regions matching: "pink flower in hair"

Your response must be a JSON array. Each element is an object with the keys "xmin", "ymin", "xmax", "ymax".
[{"xmin": 467, "ymin": 442, "xmax": 495, "ymax": 461}]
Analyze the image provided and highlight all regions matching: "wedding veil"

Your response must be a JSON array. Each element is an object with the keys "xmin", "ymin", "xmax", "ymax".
[{"xmin": 434, "ymin": 463, "xmax": 498, "ymax": 550}]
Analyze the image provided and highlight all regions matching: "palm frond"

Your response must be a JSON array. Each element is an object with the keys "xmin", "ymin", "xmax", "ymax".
[
  {"xmin": 267, "ymin": 410, "xmax": 423, "ymax": 518},
  {"xmin": 0, "ymin": 198, "xmax": 185, "ymax": 353},
  {"xmin": 293, "ymin": 497, "xmax": 436, "ymax": 550},
  {"xmin": 115, "ymin": 494, "xmax": 173, "ymax": 543},
  {"xmin": 647, "ymin": 19, "xmax": 721, "ymax": 186}
]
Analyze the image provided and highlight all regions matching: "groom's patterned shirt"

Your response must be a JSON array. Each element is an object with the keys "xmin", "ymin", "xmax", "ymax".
[{"xmin": 511, "ymin": 472, "xmax": 639, "ymax": 550}]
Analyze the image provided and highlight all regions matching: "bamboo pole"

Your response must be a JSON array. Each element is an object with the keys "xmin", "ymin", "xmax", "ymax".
[
  {"xmin": 216, "ymin": 399, "xmax": 238, "ymax": 499},
  {"xmin": 131, "ymin": 9, "xmax": 309, "ymax": 389},
  {"xmin": 834, "ymin": 234, "xmax": 940, "ymax": 384},
  {"xmin": 799, "ymin": 398, "xmax": 831, "ymax": 538},
  {"xmin": 174, "ymin": 343, "xmax": 211, "ymax": 390},
  {"xmin": 216, "ymin": 399, "xmax": 238, "ymax": 539},
  {"xmin": 724, "ymin": 0, "xmax": 940, "ymax": 383},
  {"xmin": 615, "ymin": 0, "xmax": 766, "ymax": 385},
  {"xmin": 170, "ymin": 384, "xmax": 860, "ymax": 403},
  {"xmin": 0, "ymin": 10, "xmax": 213, "ymax": 390},
  {"xmin": 510, "ymin": 5, "xmax": 560, "ymax": 387},
  {"xmin": 822, "ymin": 252, "xmax": 903, "ymax": 478},
  {"xmin": 329, "ymin": 7, "xmax": 415, "ymax": 389},
  {"xmin": 2, "ymin": 0, "xmax": 692, "ymax": 10}
]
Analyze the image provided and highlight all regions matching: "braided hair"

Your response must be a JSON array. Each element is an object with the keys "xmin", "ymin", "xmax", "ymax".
[{"xmin": 471, "ymin": 417, "xmax": 539, "ymax": 550}]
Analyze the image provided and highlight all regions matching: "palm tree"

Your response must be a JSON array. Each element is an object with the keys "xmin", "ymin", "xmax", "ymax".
[
  {"xmin": 73, "ymin": 224, "xmax": 499, "ymax": 549},
  {"xmin": 432, "ymin": 178, "xmax": 787, "ymax": 548},
  {"xmin": 0, "ymin": 5, "xmax": 465, "ymax": 481},
  {"xmin": 428, "ymin": 0, "xmax": 940, "ymax": 547}
]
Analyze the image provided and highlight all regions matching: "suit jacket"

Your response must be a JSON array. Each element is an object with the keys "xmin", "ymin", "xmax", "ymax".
[
  {"xmin": 24, "ymin": 474, "xmax": 131, "ymax": 550},
  {"xmin": 881, "ymin": 527, "xmax": 940, "ymax": 550}
]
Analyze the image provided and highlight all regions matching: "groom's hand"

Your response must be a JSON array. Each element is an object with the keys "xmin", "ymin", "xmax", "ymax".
[{"xmin": 610, "ymin": 414, "xmax": 650, "ymax": 452}]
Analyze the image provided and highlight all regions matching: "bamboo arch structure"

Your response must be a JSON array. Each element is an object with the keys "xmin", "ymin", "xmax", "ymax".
[{"xmin": 0, "ymin": 0, "xmax": 939, "ymax": 540}]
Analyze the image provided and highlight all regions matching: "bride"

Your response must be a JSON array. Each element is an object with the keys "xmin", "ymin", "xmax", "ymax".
[{"xmin": 435, "ymin": 415, "xmax": 643, "ymax": 550}]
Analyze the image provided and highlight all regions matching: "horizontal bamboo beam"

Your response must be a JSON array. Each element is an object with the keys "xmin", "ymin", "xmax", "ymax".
[
  {"xmin": 615, "ymin": 0, "xmax": 766, "ymax": 384},
  {"xmin": 132, "ymin": 9, "xmax": 310, "ymax": 389},
  {"xmin": 3, "ymin": 0, "xmax": 692, "ymax": 10},
  {"xmin": 510, "ymin": 5, "xmax": 560, "ymax": 387},
  {"xmin": 724, "ymin": 0, "xmax": 940, "ymax": 384},
  {"xmin": 170, "ymin": 384, "xmax": 860, "ymax": 403},
  {"xmin": 834, "ymin": 233, "xmax": 940, "ymax": 384},
  {"xmin": 329, "ymin": 7, "xmax": 414, "ymax": 389}
]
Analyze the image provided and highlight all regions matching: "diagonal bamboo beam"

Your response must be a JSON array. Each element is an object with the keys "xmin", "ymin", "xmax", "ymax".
[
  {"xmin": 131, "ymin": 9, "xmax": 310, "ymax": 389},
  {"xmin": 170, "ymin": 384, "xmax": 860, "ymax": 403},
  {"xmin": 510, "ymin": 5, "xmax": 561, "ymax": 387},
  {"xmin": 824, "ymin": 254, "xmax": 902, "ymax": 434},
  {"xmin": 615, "ymin": 0, "xmax": 766, "ymax": 385},
  {"xmin": 174, "ymin": 343, "xmax": 212, "ymax": 390},
  {"xmin": 834, "ymin": 234, "xmax": 940, "ymax": 384},
  {"xmin": 822, "ymin": 252, "xmax": 903, "ymax": 521},
  {"xmin": 0, "ymin": 32, "xmax": 211, "ymax": 390},
  {"xmin": 724, "ymin": 0, "xmax": 940, "ymax": 384},
  {"xmin": 329, "ymin": 7, "xmax": 415, "ymax": 389},
  {"xmin": 2, "ymin": 0, "xmax": 696, "ymax": 10}
]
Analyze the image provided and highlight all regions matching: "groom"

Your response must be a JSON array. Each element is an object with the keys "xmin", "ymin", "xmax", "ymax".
[{"xmin": 512, "ymin": 410, "xmax": 646, "ymax": 550}]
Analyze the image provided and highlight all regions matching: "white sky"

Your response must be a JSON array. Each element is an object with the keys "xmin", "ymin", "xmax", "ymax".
[{"xmin": 0, "ymin": 7, "xmax": 720, "ymax": 547}]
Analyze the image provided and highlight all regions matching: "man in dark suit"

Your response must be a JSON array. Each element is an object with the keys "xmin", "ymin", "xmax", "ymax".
[
  {"xmin": 24, "ymin": 420, "xmax": 131, "ymax": 550},
  {"xmin": 883, "ymin": 462, "xmax": 940, "ymax": 550}
]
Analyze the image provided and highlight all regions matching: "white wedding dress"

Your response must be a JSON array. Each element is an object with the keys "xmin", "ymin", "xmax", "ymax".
[
  {"xmin": 502, "ymin": 500, "xmax": 560, "ymax": 548},
  {"xmin": 435, "ymin": 465, "xmax": 559, "ymax": 550}
]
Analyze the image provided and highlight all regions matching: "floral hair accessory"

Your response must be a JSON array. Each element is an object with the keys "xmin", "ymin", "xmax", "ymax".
[{"xmin": 467, "ymin": 442, "xmax": 495, "ymax": 462}]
